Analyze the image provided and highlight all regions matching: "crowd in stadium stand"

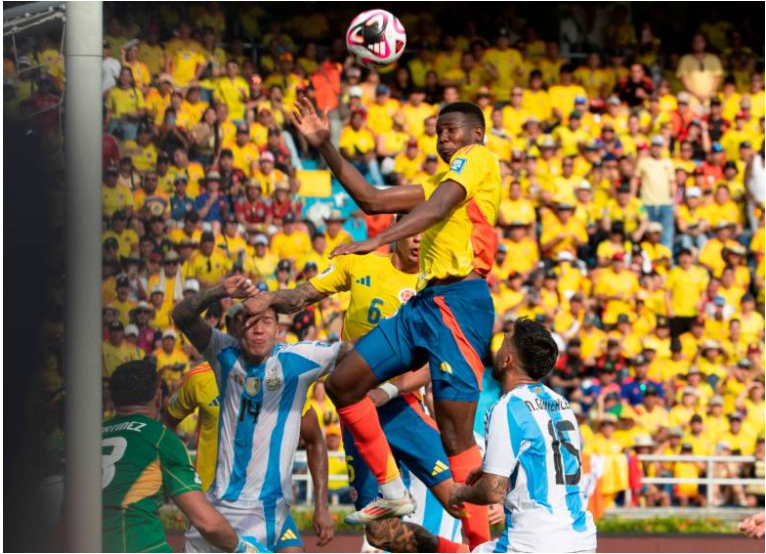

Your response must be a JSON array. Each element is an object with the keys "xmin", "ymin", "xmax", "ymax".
[{"xmin": 5, "ymin": 2, "xmax": 764, "ymax": 511}]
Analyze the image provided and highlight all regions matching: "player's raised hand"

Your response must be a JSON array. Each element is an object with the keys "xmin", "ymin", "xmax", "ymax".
[
  {"xmin": 329, "ymin": 236, "xmax": 381, "ymax": 259},
  {"xmin": 290, "ymin": 97, "xmax": 330, "ymax": 148},
  {"xmin": 221, "ymin": 275, "xmax": 258, "ymax": 299},
  {"xmin": 313, "ymin": 505, "xmax": 335, "ymax": 547}
]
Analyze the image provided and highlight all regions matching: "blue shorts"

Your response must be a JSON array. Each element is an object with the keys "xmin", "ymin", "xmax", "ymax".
[
  {"xmin": 356, "ymin": 279, "xmax": 494, "ymax": 402},
  {"xmin": 343, "ymin": 394, "xmax": 452, "ymax": 510}
]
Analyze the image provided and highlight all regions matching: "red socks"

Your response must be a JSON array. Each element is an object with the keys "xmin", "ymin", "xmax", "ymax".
[
  {"xmin": 437, "ymin": 536, "xmax": 470, "ymax": 553},
  {"xmin": 449, "ymin": 446, "xmax": 491, "ymax": 550},
  {"xmin": 338, "ymin": 398, "xmax": 401, "ymax": 489}
]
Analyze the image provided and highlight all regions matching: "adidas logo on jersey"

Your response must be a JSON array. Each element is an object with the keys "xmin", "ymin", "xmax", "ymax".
[
  {"xmin": 431, "ymin": 460, "xmax": 449, "ymax": 476},
  {"xmin": 355, "ymin": 275, "xmax": 371, "ymax": 287},
  {"xmin": 280, "ymin": 528, "xmax": 298, "ymax": 541}
]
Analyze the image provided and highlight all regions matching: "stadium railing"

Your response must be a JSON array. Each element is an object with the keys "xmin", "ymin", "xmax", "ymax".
[{"xmin": 623, "ymin": 454, "xmax": 761, "ymax": 509}]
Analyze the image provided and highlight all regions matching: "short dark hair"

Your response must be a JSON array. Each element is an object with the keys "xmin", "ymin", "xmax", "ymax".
[
  {"xmin": 511, "ymin": 317, "xmax": 559, "ymax": 380},
  {"xmin": 439, "ymin": 102, "xmax": 486, "ymax": 132},
  {"xmin": 110, "ymin": 360, "xmax": 159, "ymax": 407}
]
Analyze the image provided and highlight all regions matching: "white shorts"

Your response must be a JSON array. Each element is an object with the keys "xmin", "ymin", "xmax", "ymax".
[
  {"xmin": 185, "ymin": 499, "xmax": 302, "ymax": 552},
  {"xmin": 472, "ymin": 540, "xmax": 596, "ymax": 553}
]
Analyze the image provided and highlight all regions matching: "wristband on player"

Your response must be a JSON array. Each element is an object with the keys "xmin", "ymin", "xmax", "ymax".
[{"xmin": 378, "ymin": 382, "xmax": 399, "ymax": 401}]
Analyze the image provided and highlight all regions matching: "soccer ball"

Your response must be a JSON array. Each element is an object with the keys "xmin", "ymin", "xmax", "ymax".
[{"xmin": 346, "ymin": 9, "xmax": 406, "ymax": 68}]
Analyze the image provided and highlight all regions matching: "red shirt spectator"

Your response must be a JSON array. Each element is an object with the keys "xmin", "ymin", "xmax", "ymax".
[{"xmin": 310, "ymin": 58, "xmax": 342, "ymax": 112}]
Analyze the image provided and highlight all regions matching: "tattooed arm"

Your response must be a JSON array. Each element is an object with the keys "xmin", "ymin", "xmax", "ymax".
[
  {"xmin": 171, "ymin": 276, "xmax": 257, "ymax": 352},
  {"xmin": 450, "ymin": 469, "xmax": 508, "ymax": 507},
  {"xmin": 242, "ymin": 281, "xmax": 328, "ymax": 320}
]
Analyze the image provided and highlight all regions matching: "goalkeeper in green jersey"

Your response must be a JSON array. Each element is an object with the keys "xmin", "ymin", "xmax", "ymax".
[{"xmin": 102, "ymin": 360, "xmax": 268, "ymax": 553}]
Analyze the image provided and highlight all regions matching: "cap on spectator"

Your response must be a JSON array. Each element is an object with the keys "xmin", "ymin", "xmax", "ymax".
[
  {"xmin": 681, "ymin": 386, "xmax": 697, "ymax": 397},
  {"xmin": 711, "ymin": 142, "xmax": 723, "ymax": 153},
  {"xmin": 616, "ymin": 182, "xmax": 631, "ymax": 194},
  {"xmin": 557, "ymin": 251, "xmax": 574, "ymax": 262},
  {"xmin": 325, "ymin": 209, "xmax": 346, "ymax": 222},
  {"xmin": 687, "ymin": 366, "xmax": 703, "ymax": 376},
  {"xmin": 739, "ymin": 140, "xmax": 752, "ymax": 149},
  {"xmin": 206, "ymin": 171, "xmax": 221, "ymax": 182},
  {"xmin": 275, "ymin": 181, "xmax": 291, "ymax": 192},
  {"xmin": 303, "ymin": 261, "xmax": 318, "ymax": 272},
  {"xmin": 476, "ymin": 86, "xmax": 491, "ymax": 98},
  {"xmin": 425, "ymin": 154, "xmax": 438, "ymax": 162},
  {"xmin": 124, "ymin": 324, "xmax": 139, "ymax": 337},
  {"xmin": 131, "ymin": 300, "xmax": 153, "ymax": 313},
  {"xmin": 713, "ymin": 295, "xmax": 726, "ymax": 307},
  {"xmin": 690, "ymin": 414, "xmax": 704, "ymax": 424},
  {"xmin": 584, "ymin": 139, "xmax": 600, "ymax": 151},
  {"xmin": 260, "ymin": 151, "xmax": 275, "ymax": 164},
  {"xmin": 223, "ymin": 213, "xmax": 238, "ymax": 226},
  {"xmin": 600, "ymin": 413, "xmax": 618, "ymax": 424},
  {"xmin": 742, "ymin": 293, "xmax": 755, "ymax": 303},
  {"xmin": 574, "ymin": 95, "xmax": 587, "ymax": 105},
  {"xmin": 569, "ymin": 110, "xmax": 582, "ymax": 120},
  {"xmin": 254, "ymin": 234, "xmax": 269, "ymax": 246},
  {"xmin": 277, "ymin": 259, "xmax": 292, "ymax": 272},
  {"xmin": 375, "ymin": 84, "xmax": 390, "ymax": 96},
  {"xmin": 497, "ymin": 242, "xmax": 508, "ymax": 253},
  {"xmin": 104, "ymin": 237, "xmax": 119, "ymax": 250},
  {"xmin": 680, "ymin": 441, "xmax": 693, "ymax": 451},
  {"xmin": 633, "ymin": 353, "xmax": 648, "ymax": 366},
  {"xmin": 174, "ymin": 172, "xmax": 189, "ymax": 183},
  {"xmin": 677, "ymin": 91, "xmax": 691, "ymax": 104},
  {"xmin": 346, "ymin": 66, "xmax": 362, "ymax": 79},
  {"xmin": 539, "ymin": 135, "xmax": 556, "ymax": 149},
  {"xmin": 162, "ymin": 329, "xmax": 177, "ymax": 340},
  {"xmin": 606, "ymin": 96, "xmax": 620, "ymax": 106},
  {"xmin": 569, "ymin": 401, "xmax": 584, "ymax": 416},
  {"xmin": 150, "ymin": 285, "xmax": 164, "ymax": 296},
  {"xmin": 648, "ymin": 221, "xmax": 663, "ymax": 233},
  {"xmin": 710, "ymin": 97, "xmax": 722, "ymax": 106},
  {"xmin": 729, "ymin": 411, "xmax": 744, "ymax": 421},
  {"xmin": 556, "ymin": 199, "xmax": 575, "ymax": 210},
  {"xmin": 116, "ymin": 275, "xmax": 130, "ymax": 288},
  {"xmin": 109, "ymin": 320, "xmax": 124, "ymax": 332},
  {"xmin": 164, "ymin": 250, "xmax": 180, "ymax": 263},
  {"xmin": 279, "ymin": 52, "xmax": 294, "ymax": 63},
  {"xmin": 523, "ymin": 115, "xmax": 540, "ymax": 127},
  {"xmin": 616, "ymin": 313, "xmax": 631, "ymax": 324},
  {"xmin": 685, "ymin": 186, "xmax": 701, "ymax": 198},
  {"xmin": 105, "ymin": 164, "xmax": 119, "ymax": 175},
  {"xmin": 349, "ymin": 85, "xmax": 363, "ymax": 98},
  {"xmin": 576, "ymin": 180, "xmax": 592, "ymax": 191},
  {"xmin": 737, "ymin": 359, "xmax": 753, "ymax": 370},
  {"xmin": 650, "ymin": 135, "xmax": 664, "ymax": 147},
  {"xmin": 611, "ymin": 252, "xmax": 625, "ymax": 262},
  {"xmin": 644, "ymin": 383, "xmax": 660, "ymax": 396},
  {"xmin": 669, "ymin": 426, "xmax": 684, "ymax": 438},
  {"xmin": 633, "ymin": 434, "xmax": 655, "ymax": 448},
  {"xmin": 709, "ymin": 395, "xmax": 724, "ymax": 406},
  {"xmin": 256, "ymin": 281, "xmax": 269, "ymax": 292},
  {"xmin": 584, "ymin": 313, "xmax": 598, "ymax": 325},
  {"xmin": 183, "ymin": 279, "xmax": 200, "ymax": 293},
  {"xmin": 200, "ymin": 231, "xmax": 215, "ymax": 243}
]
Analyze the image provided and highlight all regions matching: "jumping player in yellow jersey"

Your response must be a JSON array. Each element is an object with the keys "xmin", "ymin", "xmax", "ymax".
[
  {"xmin": 246, "ymin": 233, "xmax": 469, "ymax": 551},
  {"xmin": 252, "ymin": 98, "xmax": 499, "ymax": 544},
  {"xmin": 164, "ymin": 303, "xmax": 335, "ymax": 550}
]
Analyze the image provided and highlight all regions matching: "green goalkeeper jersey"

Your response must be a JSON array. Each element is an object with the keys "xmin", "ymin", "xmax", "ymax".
[{"xmin": 102, "ymin": 414, "xmax": 201, "ymax": 553}]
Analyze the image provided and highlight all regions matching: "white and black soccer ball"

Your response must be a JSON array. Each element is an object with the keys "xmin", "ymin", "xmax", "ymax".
[{"xmin": 346, "ymin": 9, "xmax": 406, "ymax": 68}]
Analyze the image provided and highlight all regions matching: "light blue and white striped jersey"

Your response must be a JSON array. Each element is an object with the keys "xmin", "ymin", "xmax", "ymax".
[
  {"xmin": 203, "ymin": 329, "xmax": 340, "ymax": 506},
  {"xmin": 482, "ymin": 383, "xmax": 597, "ymax": 553},
  {"xmin": 402, "ymin": 464, "xmax": 462, "ymax": 543}
]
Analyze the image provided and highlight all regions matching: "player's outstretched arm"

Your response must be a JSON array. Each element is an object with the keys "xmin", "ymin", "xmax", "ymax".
[
  {"xmin": 172, "ymin": 276, "xmax": 257, "ymax": 353},
  {"xmin": 300, "ymin": 407, "xmax": 334, "ymax": 547},
  {"xmin": 366, "ymin": 518, "xmax": 441, "ymax": 553},
  {"xmin": 330, "ymin": 180, "xmax": 467, "ymax": 258},
  {"xmin": 449, "ymin": 469, "xmax": 508, "ymax": 508},
  {"xmin": 290, "ymin": 97, "xmax": 425, "ymax": 214}
]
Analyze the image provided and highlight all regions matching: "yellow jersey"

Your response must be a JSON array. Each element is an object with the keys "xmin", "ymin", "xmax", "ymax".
[
  {"xmin": 167, "ymin": 363, "xmax": 220, "ymax": 490},
  {"xmin": 186, "ymin": 250, "xmax": 231, "ymax": 289},
  {"xmin": 102, "ymin": 340, "xmax": 143, "ymax": 377},
  {"xmin": 418, "ymin": 145, "xmax": 501, "ymax": 289},
  {"xmin": 310, "ymin": 252, "xmax": 418, "ymax": 342}
]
